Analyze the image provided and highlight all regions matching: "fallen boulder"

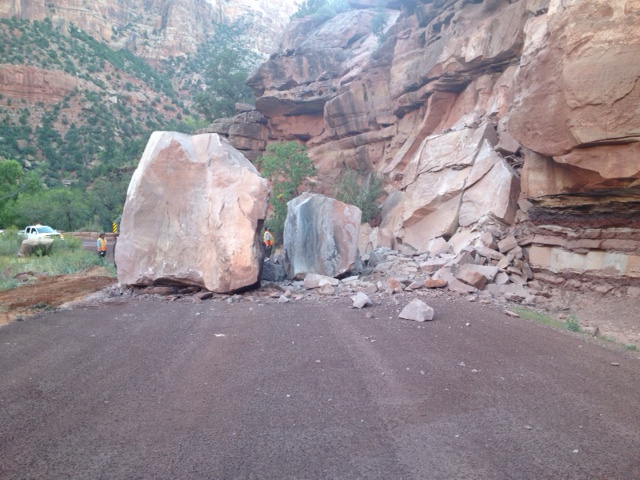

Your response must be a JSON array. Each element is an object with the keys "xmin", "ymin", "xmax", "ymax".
[
  {"xmin": 116, "ymin": 132, "xmax": 270, "ymax": 293},
  {"xmin": 283, "ymin": 193, "xmax": 362, "ymax": 280},
  {"xmin": 261, "ymin": 260, "xmax": 287, "ymax": 283},
  {"xmin": 18, "ymin": 238, "xmax": 54, "ymax": 257}
]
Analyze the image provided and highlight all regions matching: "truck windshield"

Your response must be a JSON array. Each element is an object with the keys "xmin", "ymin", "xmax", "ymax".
[{"xmin": 36, "ymin": 226, "xmax": 56, "ymax": 233}]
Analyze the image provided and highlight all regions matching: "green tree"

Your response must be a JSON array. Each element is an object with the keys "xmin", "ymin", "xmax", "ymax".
[
  {"xmin": 13, "ymin": 188, "xmax": 90, "ymax": 231},
  {"xmin": 292, "ymin": 0, "xmax": 350, "ymax": 20},
  {"xmin": 335, "ymin": 170, "xmax": 383, "ymax": 224},
  {"xmin": 0, "ymin": 159, "xmax": 23, "ymax": 201},
  {"xmin": 193, "ymin": 22, "xmax": 260, "ymax": 122},
  {"xmin": 0, "ymin": 158, "xmax": 42, "ymax": 226},
  {"xmin": 255, "ymin": 142, "xmax": 316, "ymax": 242},
  {"xmin": 87, "ymin": 172, "xmax": 130, "ymax": 230}
]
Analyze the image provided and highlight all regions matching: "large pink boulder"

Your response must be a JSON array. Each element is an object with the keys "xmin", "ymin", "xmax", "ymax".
[{"xmin": 116, "ymin": 132, "xmax": 270, "ymax": 293}]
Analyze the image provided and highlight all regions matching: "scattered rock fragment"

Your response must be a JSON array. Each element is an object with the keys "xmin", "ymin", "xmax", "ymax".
[
  {"xmin": 424, "ymin": 278, "xmax": 447, "ymax": 289},
  {"xmin": 303, "ymin": 273, "xmax": 339, "ymax": 289},
  {"xmin": 145, "ymin": 286, "xmax": 176, "ymax": 295},
  {"xmin": 352, "ymin": 292, "xmax": 373, "ymax": 309},
  {"xmin": 195, "ymin": 291, "xmax": 214, "ymax": 300},
  {"xmin": 399, "ymin": 299, "xmax": 435, "ymax": 322},
  {"xmin": 386, "ymin": 277, "xmax": 405, "ymax": 293},
  {"xmin": 319, "ymin": 283, "xmax": 336, "ymax": 295},
  {"xmin": 498, "ymin": 235, "xmax": 518, "ymax": 253}
]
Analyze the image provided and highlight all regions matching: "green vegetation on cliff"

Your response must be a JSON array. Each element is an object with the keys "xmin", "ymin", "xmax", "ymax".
[
  {"xmin": 0, "ymin": 17, "xmax": 210, "ymax": 231},
  {"xmin": 190, "ymin": 22, "xmax": 261, "ymax": 122},
  {"xmin": 0, "ymin": 14, "xmax": 264, "ymax": 232},
  {"xmin": 335, "ymin": 171, "xmax": 383, "ymax": 225},
  {"xmin": 292, "ymin": 0, "xmax": 350, "ymax": 20},
  {"xmin": 256, "ymin": 142, "xmax": 317, "ymax": 243}
]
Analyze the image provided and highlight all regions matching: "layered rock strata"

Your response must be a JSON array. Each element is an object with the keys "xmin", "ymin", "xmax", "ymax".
[
  {"xmin": 215, "ymin": 0, "xmax": 640, "ymax": 286},
  {"xmin": 0, "ymin": 0, "xmax": 296, "ymax": 60}
]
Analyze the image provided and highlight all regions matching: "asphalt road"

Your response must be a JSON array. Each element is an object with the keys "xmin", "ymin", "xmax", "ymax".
[{"xmin": 0, "ymin": 294, "xmax": 639, "ymax": 479}]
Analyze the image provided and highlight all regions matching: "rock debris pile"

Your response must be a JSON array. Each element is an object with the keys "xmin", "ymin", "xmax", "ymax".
[{"xmin": 116, "ymin": 226, "xmax": 548, "ymax": 323}]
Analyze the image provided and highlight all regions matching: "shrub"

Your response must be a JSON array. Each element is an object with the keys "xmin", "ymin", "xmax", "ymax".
[
  {"xmin": 372, "ymin": 9, "xmax": 387, "ymax": 44},
  {"xmin": 0, "ymin": 228, "xmax": 22, "ymax": 256},
  {"xmin": 566, "ymin": 316, "xmax": 580, "ymax": 332},
  {"xmin": 293, "ymin": 0, "xmax": 349, "ymax": 20},
  {"xmin": 255, "ymin": 142, "xmax": 316, "ymax": 243},
  {"xmin": 51, "ymin": 235, "xmax": 82, "ymax": 253},
  {"xmin": 335, "ymin": 170, "xmax": 383, "ymax": 224}
]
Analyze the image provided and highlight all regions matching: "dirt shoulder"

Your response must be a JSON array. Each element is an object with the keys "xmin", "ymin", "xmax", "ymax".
[{"xmin": 0, "ymin": 267, "xmax": 116, "ymax": 326}]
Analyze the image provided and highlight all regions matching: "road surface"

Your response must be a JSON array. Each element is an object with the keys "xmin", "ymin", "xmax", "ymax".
[{"xmin": 1, "ymin": 294, "xmax": 639, "ymax": 479}]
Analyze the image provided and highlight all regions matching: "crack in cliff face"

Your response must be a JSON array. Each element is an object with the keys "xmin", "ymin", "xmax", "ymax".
[{"xmin": 571, "ymin": 137, "xmax": 640, "ymax": 149}]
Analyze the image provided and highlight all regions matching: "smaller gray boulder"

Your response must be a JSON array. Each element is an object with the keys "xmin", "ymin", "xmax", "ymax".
[{"xmin": 261, "ymin": 260, "xmax": 287, "ymax": 282}]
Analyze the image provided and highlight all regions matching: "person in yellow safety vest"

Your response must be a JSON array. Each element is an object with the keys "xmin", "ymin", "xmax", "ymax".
[
  {"xmin": 263, "ymin": 227, "xmax": 274, "ymax": 259},
  {"xmin": 97, "ymin": 232, "xmax": 107, "ymax": 261}
]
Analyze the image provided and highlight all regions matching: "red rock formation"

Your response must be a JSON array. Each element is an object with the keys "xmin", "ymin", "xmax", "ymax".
[
  {"xmin": 0, "ymin": 65, "xmax": 98, "ymax": 103},
  {"xmin": 0, "ymin": 0, "xmax": 297, "ymax": 61},
  {"xmin": 220, "ymin": 0, "xmax": 640, "ymax": 284}
]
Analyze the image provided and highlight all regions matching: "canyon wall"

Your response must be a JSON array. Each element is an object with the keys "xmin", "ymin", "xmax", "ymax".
[
  {"xmin": 0, "ymin": 0, "xmax": 296, "ymax": 60},
  {"xmin": 209, "ymin": 0, "xmax": 640, "ymax": 288}
]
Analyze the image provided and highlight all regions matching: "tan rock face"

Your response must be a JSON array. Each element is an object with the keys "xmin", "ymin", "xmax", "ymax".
[
  {"xmin": 116, "ymin": 132, "xmax": 270, "ymax": 293},
  {"xmin": 1, "ymin": 0, "xmax": 297, "ymax": 61},
  {"xmin": 219, "ymin": 0, "xmax": 640, "ymax": 281},
  {"xmin": 0, "ymin": 65, "xmax": 98, "ymax": 103},
  {"xmin": 199, "ymin": 109, "xmax": 269, "ymax": 161},
  {"xmin": 506, "ymin": 0, "xmax": 640, "ymax": 182}
]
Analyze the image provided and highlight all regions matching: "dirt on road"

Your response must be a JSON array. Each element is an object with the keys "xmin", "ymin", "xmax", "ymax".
[
  {"xmin": 0, "ymin": 267, "xmax": 116, "ymax": 326},
  {"xmin": 0, "ymin": 267, "xmax": 639, "ymax": 350}
]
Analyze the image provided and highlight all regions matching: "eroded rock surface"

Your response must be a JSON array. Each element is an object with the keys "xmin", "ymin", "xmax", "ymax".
[
  {"xmin": 0, "ymin": 0, "xmax": 296, "ymax": 60},
  {"xmin": 283, "ymin": 193, "xmax": 362, "ymax": 280},
  {"xmin": 116, "ymin": 132, "xmax": 270, "ymax": 293},
  {"xmin": 214, "ymin": 0, "xmax": 640, "ymax": 287}
]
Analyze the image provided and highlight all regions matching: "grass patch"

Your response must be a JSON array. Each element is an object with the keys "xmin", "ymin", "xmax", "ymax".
[
  {"xmin": 509, "ymin": 306, "xmax": 566, "ymax": 329},
  {"xmin": 0, "ymin": 235, "xmax": 115, "ymax": 292},
  {"xmin": 509, "ymin": 306, "xmax": 583, "ymax": 333},
  {"xmin": 625, "ymin": 344, "xmax": 637, "ymax": 351},
  {"xmin": 566, "ymin": 315, "xmax": 580, "ymax": 332},
  {"xmin": 0, "ymin": 229, "xmax": 23, "ymax": 256}
]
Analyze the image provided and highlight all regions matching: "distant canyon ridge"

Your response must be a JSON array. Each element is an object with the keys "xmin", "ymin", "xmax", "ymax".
[
  {"xmin": 205, "ymin": 0, "xmax": 640, "ymax": 289},
  {"xmin": 0, "ymin": 0, "xmax": 296, "ymax": 60}
]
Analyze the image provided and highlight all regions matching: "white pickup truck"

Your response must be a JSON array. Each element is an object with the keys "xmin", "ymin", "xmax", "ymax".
[{"xmin": 19, "ymin": 225, "xmax": 64, "ymax": 240}]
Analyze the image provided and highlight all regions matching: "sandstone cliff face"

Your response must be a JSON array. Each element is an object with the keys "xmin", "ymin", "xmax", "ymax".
[
  {"xmin": 0, "ymin": 0, "xmax": 297, "ymax": 61},
  {"xmin": 0, "ymin": 65, "xmax": 99, "ymax": 103},
  {"xmin": 218, "ymin": 0, "xmax": 640, "ymax": 285}
]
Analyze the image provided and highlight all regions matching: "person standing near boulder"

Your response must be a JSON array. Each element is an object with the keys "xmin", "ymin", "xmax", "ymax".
[
  {"xmin": 263, "ymin": 227, "xmax": 273, "ymax": 259},
  {"xmin": 97, "ymin": 233, "xmax": 107, "ymax": 262}
]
